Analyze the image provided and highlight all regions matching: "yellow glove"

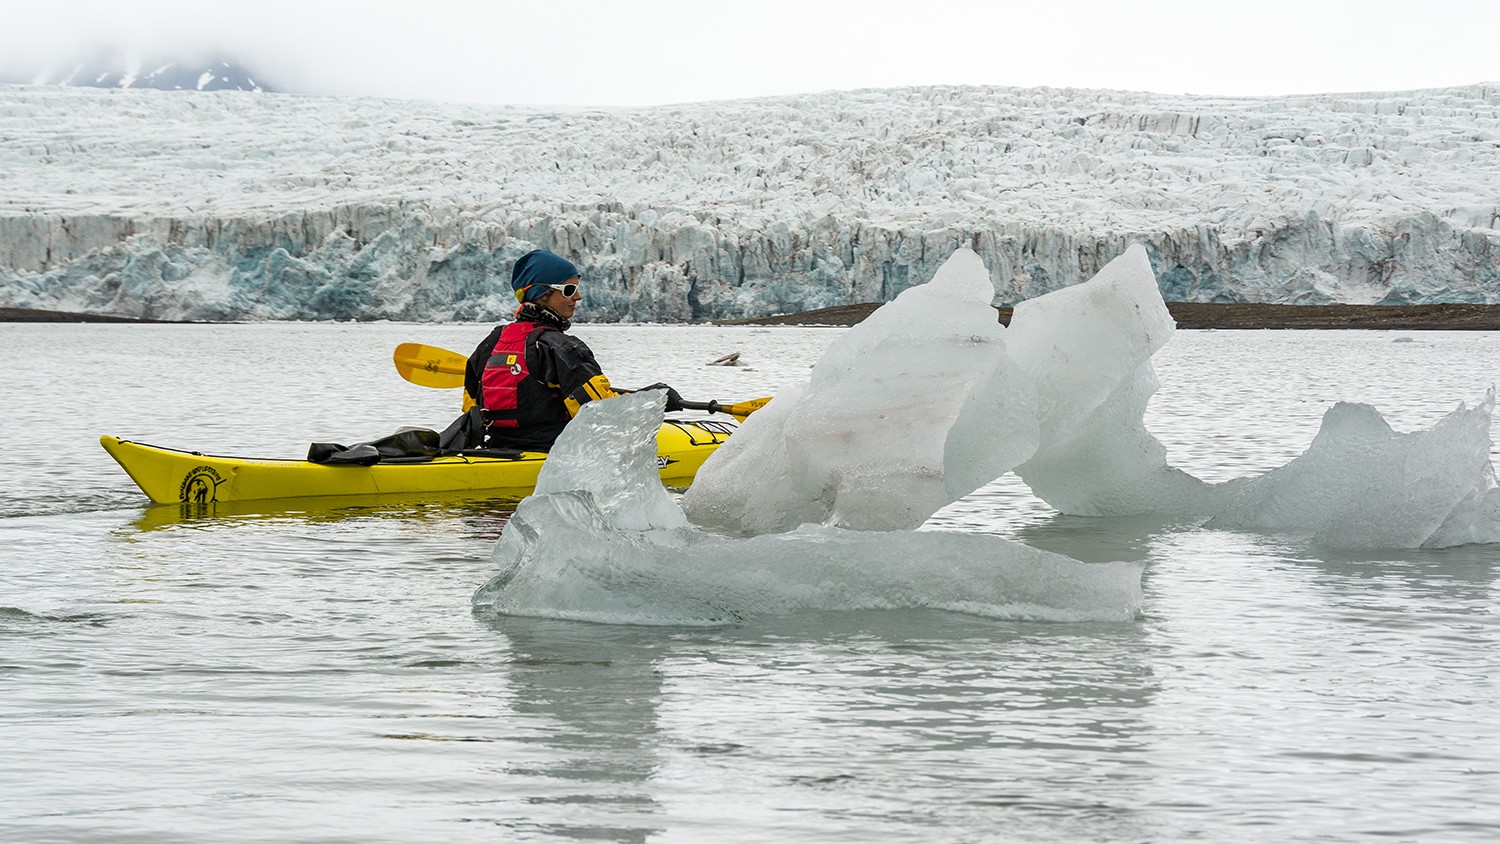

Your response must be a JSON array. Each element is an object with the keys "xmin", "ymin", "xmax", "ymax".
[{"xmin": 563, "ymin": 373, "xmax": 621, "ymax": 417}]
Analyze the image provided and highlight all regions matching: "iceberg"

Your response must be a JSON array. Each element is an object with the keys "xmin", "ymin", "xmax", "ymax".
[
  {"xmin": 473, "ymin": 244, "xmax": 1496, "ymax": 625},
  {"xmin": 681, "ymin": 248, "xmax": 1039, "ymax": 534},
  {"xmin": 1005, "ymin": 245, "xmax": 1215, "ymax": 517},
  {"xmin": 471, "ymin": 392, "xmax": 1143, "ymax": 625},
  {"xmin": 681, "ymin": 243, "xmax": 1203, "ymax": 533},
  {"xmin": 1205, "ymin": 392, "xmax": 1498, "ymax": 548},
  {"xmin": 684, "ymin": 244, "xmax": 1500, "ymax": 549}
]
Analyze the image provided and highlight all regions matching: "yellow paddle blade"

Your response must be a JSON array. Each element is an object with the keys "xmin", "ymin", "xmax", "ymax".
[
  {"xmin": 393, "ymin": 343, "xmax": 467, "ymax": 389},
  {"xmin": 720, "ymin": 396, "xmax": 772, "ymax": 418}
]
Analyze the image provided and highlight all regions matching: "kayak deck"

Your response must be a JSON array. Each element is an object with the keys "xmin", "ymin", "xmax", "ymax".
[{"xmin": 101, "ymin": 418, "xmax": 736, "ymax": 506}]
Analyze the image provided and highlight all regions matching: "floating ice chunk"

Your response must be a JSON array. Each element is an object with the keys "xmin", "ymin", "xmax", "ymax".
[
  {"xmin": 1006, "ymin": 244, "xmax": 1216, "ymax": 517},
  {"xmin": 686, "ymin": 243, "xmax": 1499, "ymax": 551},
  {"xmin": 682, "ymin": 248, "xmax": 1039, "ymax": 534},
  {"xmin": 528, "ymin": 389, "xmax": 687, "ymax": 533},
  {"xmin": 476, "ymin": 508, "xmax": 1144, "ymax": 625},
  {"xmin": 1425, "ymin": 487, "xmax": 1500, "ymax": 547},
  {"xmin": 1207, "ymin": 391, "xmax": 1497, "ymax": 548},
  {"xmin": 942, "ymin": 352, "xmax": 1040, "ymax": 501},
  {"xmin": 996, "ymin": 245, "xmax": 1499, "ymax": 546},
  {"xmin": 473, "ymin": 391, "xmax": 1141, "ymax": 626}
]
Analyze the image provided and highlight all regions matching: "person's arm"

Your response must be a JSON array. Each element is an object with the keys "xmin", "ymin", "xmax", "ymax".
[{"xmin": 531, "ymin": 332, "xmax": 620, "ymax": 417}]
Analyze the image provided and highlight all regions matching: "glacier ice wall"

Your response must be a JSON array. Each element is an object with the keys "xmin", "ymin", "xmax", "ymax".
[
  {"xmin": 2, "ymin": 84, "xmax": 1499, "ymax": 321},
  {"xmin": 472, "ymin": 391, "xmax": 1144, "ymax": 625}
]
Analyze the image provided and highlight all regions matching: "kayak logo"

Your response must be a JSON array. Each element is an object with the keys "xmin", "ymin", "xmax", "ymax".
[
  {"xmin": 179, "ymin": 466, "xmax": 226, "ymax": 504},
  {"xmin": 656, "ymin": 456, "xmax": 676, "ymax": 469}
]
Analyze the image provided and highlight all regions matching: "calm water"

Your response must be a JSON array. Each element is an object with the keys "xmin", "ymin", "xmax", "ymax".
[{"xmin": 2, "ymin": 323, "xmax": 1498, "ymax": 843}]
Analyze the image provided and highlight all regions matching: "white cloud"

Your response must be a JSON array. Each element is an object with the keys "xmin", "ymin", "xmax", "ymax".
[{"xmin": 2, "ymin": 0, "xmax": 1496, "ymax": 105}]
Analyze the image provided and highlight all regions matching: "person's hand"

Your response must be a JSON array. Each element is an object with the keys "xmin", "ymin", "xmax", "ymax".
[{"xmin": 641, "ymin": 382, "xmax": 684, "ymax": 412}]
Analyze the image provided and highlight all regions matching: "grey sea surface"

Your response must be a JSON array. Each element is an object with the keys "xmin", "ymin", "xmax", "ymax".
[{"xmin": 2, "ymin": 322, "xmax": 1498, "ymax": 843}]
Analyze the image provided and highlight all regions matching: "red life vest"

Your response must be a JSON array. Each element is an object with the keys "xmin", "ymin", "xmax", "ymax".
[{"xmin": 480, "ymin": 321, "xmax": 570, "ymax": 430}]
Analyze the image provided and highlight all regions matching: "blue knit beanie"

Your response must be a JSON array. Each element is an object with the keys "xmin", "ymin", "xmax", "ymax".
[{"xmin": 511, "ymin": 250, "xmax": 580, "ymax": 302}]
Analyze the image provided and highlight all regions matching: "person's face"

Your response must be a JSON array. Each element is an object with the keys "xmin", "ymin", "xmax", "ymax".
[{"xmin": 539, "ymin": 277, "xmax": 582, "ymax": 318}]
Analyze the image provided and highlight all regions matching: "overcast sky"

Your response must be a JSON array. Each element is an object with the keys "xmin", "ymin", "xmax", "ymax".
[{"xmin": 4, "ymin": 0, "xmax": 1497, "ymax": 106}]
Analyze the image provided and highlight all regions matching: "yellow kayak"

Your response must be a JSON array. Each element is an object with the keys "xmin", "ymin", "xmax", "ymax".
[{"xmin": 101, "ymin": 418, "xmax": 736, "ymax": 506}]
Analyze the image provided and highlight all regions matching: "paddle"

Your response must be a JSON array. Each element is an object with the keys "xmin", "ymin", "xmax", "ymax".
[
  {"xmin": 673, "ymin": 395, "xmax": 772, "ymax": 417},
  {"xmin": 392, "ymin": 343, "xmax": 772, "ymax": 418},
  {"xmin": 393, "ymin": 342, "xmax": 467, "ymax": 388}
]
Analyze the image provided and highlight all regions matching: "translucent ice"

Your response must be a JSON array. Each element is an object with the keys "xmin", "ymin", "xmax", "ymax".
[
  {"xmin": 528, "ymin": 391, "xmax": 689, "ymax": 534},
  {"xmin": 683, "ymin": 243, "xmax": 1197, "ymax": 532},
  {"xmin": 682, "ymin": 243, "xmax": 1500, "ymax": 549},
  {"xmin": 1006, "ymin": 245, "xmax": 1216, "ymax": 517},
  {"xmin": 1206, "ymin": 391, "xmax": 1498, "ymax": 548},
  {"xmin": 1425, "ymin": 487, "xmax": 1500, "ymax": 547},
  {"xmin": 472, "ymin": 392, "xmax": 1142, "ymax": 625},
  {"xmin": 682, "ymin": 248, "xmax": 1039, "ymax": 534},
  {"xmin": 997, "ymin": 249, "xmax": 1499, "ymax": 546}
]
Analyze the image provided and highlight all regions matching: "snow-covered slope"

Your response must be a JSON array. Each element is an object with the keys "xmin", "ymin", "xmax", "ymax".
[{"xmin": 1, "ymin": 83, "xmax": 1497, "ymax": 322}]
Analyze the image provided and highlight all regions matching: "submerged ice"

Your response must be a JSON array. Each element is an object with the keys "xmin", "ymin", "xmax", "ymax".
[{"xmin": 471, "ymin": 392, "xmax": 1143, "ymax": 625}]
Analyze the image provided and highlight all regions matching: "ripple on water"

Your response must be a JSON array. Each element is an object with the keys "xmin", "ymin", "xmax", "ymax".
[{"xmin": 2, "ymin": 326, "xmax": 1499, "ymax": 841}]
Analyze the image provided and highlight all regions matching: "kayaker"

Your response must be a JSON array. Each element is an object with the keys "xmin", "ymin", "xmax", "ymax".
[{"xmin": 464, "ymin": 249, "xmax": 682, "ymax": 451}]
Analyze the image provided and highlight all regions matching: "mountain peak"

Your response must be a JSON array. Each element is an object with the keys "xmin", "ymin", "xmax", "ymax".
[{"xmin": 17, "ymin": 48, "xmax": 276, "ymax": 93}]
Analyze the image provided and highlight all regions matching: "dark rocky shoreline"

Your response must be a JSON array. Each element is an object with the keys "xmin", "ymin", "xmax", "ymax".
[
  {"xmin": 7, "ymin": 302, "xmax": 1500, "ymax": 330},
  {"xmin": 715, "ymin": 302, "xmax": 1500, "ymax": 330},
  {"xmin": 0, "ymin": 307, "xmax": 193, "ymax": 324}
]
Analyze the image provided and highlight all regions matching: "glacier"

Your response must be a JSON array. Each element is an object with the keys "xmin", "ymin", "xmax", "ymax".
[{"xmin": 2, "ymin": 83, "xmax": 1499, "ymax": 322}]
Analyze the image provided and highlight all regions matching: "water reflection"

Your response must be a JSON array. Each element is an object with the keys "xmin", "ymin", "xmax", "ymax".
[
  {"xmin": 1008, "ymin": 513, "xmax": 1196, "ymax": 564},
  {"xmin": 666, "ymin": 613, "xmax": 1161, "ymax": 840},
  {"xmin": 1136, "ymin": 530, "xmax": 1500, "ymax": 840},
  {"xmin": 471, "ymin": 616, "xmax": 668, "ymax": 842},
  {"xmin": 472, "ymin": 610, "xmax": 1165, "ymax": 840},
  {"xmin": 120, "ymin": 492, "xmax": 521, "ymax": 539},
  {"xmin": 1286, "ymin": 543, "xmax": 1500, "ymax": 620}
]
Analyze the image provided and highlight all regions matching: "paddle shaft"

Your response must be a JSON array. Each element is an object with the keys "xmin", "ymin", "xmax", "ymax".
[
  {"xmin": 619, "ymin": 390, "xmax": 771, "ymax": 418},
  {"xmin": 395, "ymin": 343, "xmax": 769, "ymax": 418}
]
